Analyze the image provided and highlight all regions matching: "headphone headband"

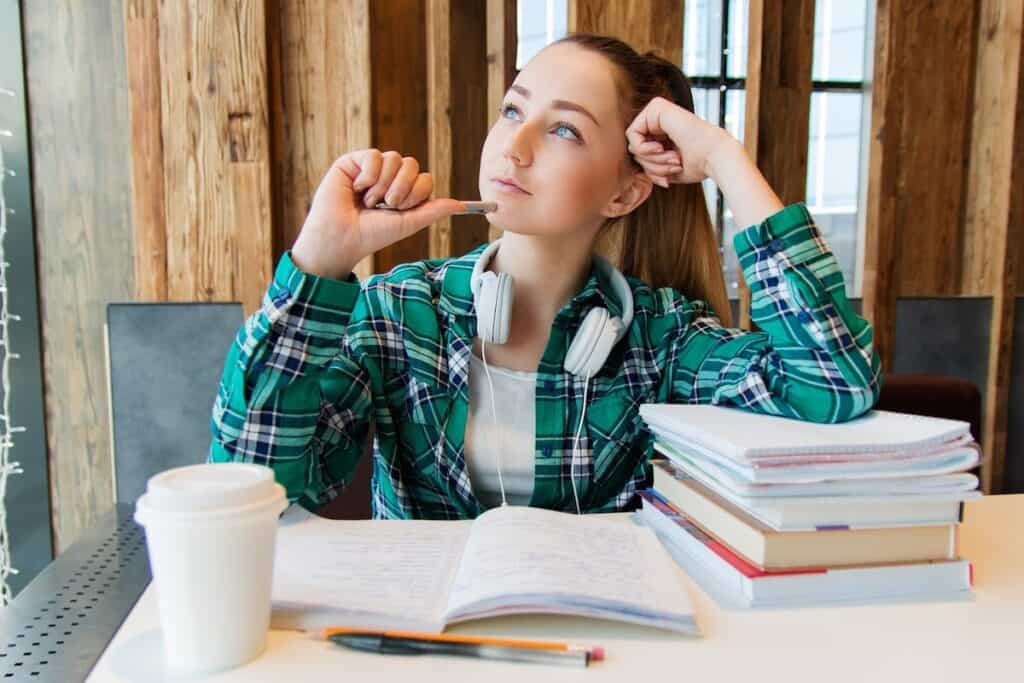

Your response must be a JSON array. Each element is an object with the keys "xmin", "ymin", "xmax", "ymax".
[
  {"xmin": 471, "ymin": 239, "xmax": 633, "ymax": 334},
  {"xmin": 470, "ymin": 238, "xmax": 635, "ymax": 378}
]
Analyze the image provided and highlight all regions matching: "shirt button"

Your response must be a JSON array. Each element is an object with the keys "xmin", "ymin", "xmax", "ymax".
[{"xmin": 769, "ymin": 238, "xmax": 784, "ymax": 253}]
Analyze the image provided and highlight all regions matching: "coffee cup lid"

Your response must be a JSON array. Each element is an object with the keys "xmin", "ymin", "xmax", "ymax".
[{"xmin": 136, "ymin": 463, "xmax": 286, "ymax": 521}]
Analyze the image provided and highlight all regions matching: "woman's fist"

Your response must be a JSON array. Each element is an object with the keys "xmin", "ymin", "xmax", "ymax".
[
  {"xmin": 291, "ymin": 149, "xmax": 466, "ymax": 279},
  {"xmin": 625, "ymin": 96, "xmax": 732, "ymax": 186}
]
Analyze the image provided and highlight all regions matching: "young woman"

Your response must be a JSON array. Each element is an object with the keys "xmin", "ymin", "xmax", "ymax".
[{"xmin": 209, "ymin": 33, "xmax": 881, "ymax": 519}]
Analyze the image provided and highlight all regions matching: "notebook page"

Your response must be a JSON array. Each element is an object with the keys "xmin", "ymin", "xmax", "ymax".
[
  {"xmin": 651, "ymin": 430, "xmax": 982, "ymax": 483},
  {"xmin": 639, "ymin": 405, "xmax": 971, "ymax": 460},
  {"xmin": 270, "ymin": 513, "xmax": 472, "ymax": 632},
  {"xmin": 444, "ymin": 505, "xmax": 696, "ymax": 632}
]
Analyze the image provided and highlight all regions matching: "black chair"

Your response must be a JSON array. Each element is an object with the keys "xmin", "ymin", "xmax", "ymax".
[
  {"xmin": 105, "ymin": 302, "xmax": 244, "ymax": 505},
  {"xmin": 106, "ymin": 301, "xmax": 373, "ymax": 517},
  {"xmin": 874, "ymin": 373, "xmax": 983, "ymax": 480}
]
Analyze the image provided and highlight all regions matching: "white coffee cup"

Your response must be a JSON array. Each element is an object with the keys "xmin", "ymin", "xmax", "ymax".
[{"xmin": 134, "ymin": 462, "xmax": 288, "ymax": 676}]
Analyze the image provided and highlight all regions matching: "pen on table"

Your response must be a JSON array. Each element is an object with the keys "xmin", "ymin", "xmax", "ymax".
[
  {"xmin": 317, "ymin": 628, "xmax": 604, "ymax": 668},
  {"xmin": 374, "ymin": 200, "xmax": 498, "ymax": 215}
]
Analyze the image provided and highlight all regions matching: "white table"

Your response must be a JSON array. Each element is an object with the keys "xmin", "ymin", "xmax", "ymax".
[{"xmin": 88, "ymin": 495, "xmax": 1024, "ymax": 681}]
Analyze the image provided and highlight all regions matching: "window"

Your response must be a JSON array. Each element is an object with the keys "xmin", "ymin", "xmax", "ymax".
[
  {"xmin": 807, "ymin": 1, "xmax": 872, "ymax": 296},
  {"xmin": 686, "ymin": 0, "xmax": 872, "ymax": 298},
  {"xmin": 517, "ymin": 0, "xmax": 568, "ymax": 69}
]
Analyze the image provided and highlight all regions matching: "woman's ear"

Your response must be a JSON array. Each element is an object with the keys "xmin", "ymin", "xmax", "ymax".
[{"xmin": 600, "ymin": 169, "xmax": 654, "ymax": 220}]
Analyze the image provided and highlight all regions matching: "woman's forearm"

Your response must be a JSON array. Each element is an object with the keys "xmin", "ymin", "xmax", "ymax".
[{"xmin": 704, "ymin": 137, "xmax": 784, "ymax": 230}]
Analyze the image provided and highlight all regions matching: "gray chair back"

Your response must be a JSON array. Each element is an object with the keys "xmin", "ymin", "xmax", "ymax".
[{"xmin": 105, "ymin": 302, "xmax": 244, "ymax": 504}]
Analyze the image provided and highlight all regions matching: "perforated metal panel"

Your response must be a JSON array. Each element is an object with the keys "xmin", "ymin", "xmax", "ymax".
[{"xmin": 0, "ymin": 504, "xmax": 150, "ymax": 681}]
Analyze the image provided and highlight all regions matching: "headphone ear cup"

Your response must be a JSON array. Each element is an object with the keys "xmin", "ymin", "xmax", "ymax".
[
  {"xmin": 475, "ymin": 271, "xmax": 514, "ymax": 344},
  {"xmin": 564, "ymin": 308, "xmax": 621, "ymax": 377}
]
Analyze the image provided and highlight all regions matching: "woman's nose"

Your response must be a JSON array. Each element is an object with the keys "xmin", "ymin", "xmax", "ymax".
[{"xmin": 501, "ymin": 126, "xmax": 532, "ymax": 166}]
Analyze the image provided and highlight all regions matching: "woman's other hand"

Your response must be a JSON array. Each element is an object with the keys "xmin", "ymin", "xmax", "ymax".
[
  {"xmin": 291, "ymin": 149, "xmax": 467, "ymax": 279},
  {"xmin": 625, "ymin": 96, "xmax": 736, "ymax": 188}
]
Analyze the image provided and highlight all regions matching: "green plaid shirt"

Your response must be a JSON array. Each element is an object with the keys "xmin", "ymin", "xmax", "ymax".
[{"xmin": 208, "ymin": 202, "xmax": 881, "ymax": 518}]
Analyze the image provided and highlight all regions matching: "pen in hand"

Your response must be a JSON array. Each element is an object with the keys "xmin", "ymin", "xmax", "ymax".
[
  {"xmin": 328, "ymin": 633, "xmax": 598, "ymax": 668},
  {"xmin": 375, "ymin": 200, "xmax": 498, "ymax": 215}
]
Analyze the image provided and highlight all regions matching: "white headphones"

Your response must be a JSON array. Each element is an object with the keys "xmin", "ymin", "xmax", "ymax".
[
  {"xmin": 468, "ymin": 238, "xmax": 635, "ymax": 514},
  {"xmin": 470, "ymin": 239, "xmax": 635, "ymax": 377}
]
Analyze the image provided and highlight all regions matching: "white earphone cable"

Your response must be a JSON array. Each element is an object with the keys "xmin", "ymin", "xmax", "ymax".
[
  {"xmin": 569, "ymin": 371, "xmax": 590, "ymax": 516},
  {"xmin": 480, "ymin": 339, "xmax": 508, "ymax": 507}
]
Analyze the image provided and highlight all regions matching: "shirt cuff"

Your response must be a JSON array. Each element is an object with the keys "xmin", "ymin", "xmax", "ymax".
[
  {"xmin": 732, "ymin": 202, "xmax": 832, "ymax": 271},
  {"xmin": 261, "ymin": 250, "xmax": 363, "ymax": 331}
]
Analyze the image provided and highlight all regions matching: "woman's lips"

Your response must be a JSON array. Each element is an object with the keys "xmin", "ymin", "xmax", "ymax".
[{"xmin": 492, "ymin": 179, "xmax": 530, "ymax": 195}]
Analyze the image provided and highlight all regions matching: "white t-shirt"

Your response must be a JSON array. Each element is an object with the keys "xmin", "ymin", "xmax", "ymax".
[{"xmin": 464, "ymin": 350, "xmax": 537, "ymax": 508}]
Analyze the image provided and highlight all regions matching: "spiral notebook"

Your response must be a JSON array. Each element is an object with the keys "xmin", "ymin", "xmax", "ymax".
[{"xmin": 638, "ymin": 405, "xmax": 973, "ymax": 463}]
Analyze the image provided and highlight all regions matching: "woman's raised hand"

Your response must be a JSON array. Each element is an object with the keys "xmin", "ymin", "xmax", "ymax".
[
  {"xmin": 291, "ymin": 149, "xmax": 467, "ymax": 279},
  {"xmin": 625, "ymin": 96, "xmax": 735, "ymax": 187}
]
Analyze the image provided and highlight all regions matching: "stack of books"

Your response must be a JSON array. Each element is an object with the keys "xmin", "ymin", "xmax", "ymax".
[{"xmin": 635, "ymin": 404, "xmax": 982, "ymax": 607}]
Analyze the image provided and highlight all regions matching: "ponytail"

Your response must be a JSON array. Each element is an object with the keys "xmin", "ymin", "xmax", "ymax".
[{"xmin": 553, "ymin": 34, "xmax": 733, "ymax": 327}]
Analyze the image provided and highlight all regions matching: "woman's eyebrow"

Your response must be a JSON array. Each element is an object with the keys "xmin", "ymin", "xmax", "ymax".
[{"xmin": 508, "ymin": 84, "xmax": 601, "ymax": 128}]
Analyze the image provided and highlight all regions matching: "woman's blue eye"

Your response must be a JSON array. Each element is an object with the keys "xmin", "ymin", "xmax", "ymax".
[
  {"xmin": 499, "ymin": 104, "xmax": 581, "ymax": 142},
  {"xmin": 501, "ymin": 104, "xmax": 524, "ymax": 120},
  {"xmin": 557, "ymin": 124, "xmax": 581, "ymax": 140}
]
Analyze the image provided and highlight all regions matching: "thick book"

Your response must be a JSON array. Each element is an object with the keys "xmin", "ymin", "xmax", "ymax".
[
  {"xmin": 638, "ymin": 404, "xmax": 974, "ymax": 463},
  {"xmin": 652, "ymin": 461, "xmax": 957, "ymax": 570},
  {"xmin": 269, "ymin": 503, "xmax": 699, "ymax": 635},
  {"xmin": 649, "ymin": 457, "xmax": 967, "ymax": 531},
  {"xmin": 637, "ymin": 490, "xmax": 973, "ymax": 608}
]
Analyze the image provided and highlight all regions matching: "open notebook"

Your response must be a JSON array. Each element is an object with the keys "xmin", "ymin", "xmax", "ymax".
[{"xmin": 270, "ymin": 504, "xmax": 699, "ymax": 635}]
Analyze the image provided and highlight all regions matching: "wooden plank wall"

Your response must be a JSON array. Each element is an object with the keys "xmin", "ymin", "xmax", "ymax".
[
  {"xmin": 24, "ymin": 0, "xmax": 136, "ymax": 553},
  {"xmin": 863, "ymin": 0, "xmax": 980, "ymax": 370},
  {"xmin": 862, "ymin": 0, "xmax": 1024, "ymax": 492},
  {"xmin": 426, "ymin": 0, "xmax": 494, "ymax": 262},
  {"xmin": 964, "ymin": 0, "xmax": 1024, "ymax": 493},
  {"xmin": 568, "ymin": 2, "xmax": 684, "ymax": 67},
  {"xmin": 266, "ymin": 0, "xmax": 375, "ymax": 280},
  {"xmin": 32, "ymin": 0, "xmax": 1024, "ymax": 546}
]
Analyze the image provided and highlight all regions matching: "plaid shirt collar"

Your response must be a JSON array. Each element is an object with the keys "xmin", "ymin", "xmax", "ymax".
[{"xmin": 438, "ymin": 242, "xmax": 627, "ymax": 329}]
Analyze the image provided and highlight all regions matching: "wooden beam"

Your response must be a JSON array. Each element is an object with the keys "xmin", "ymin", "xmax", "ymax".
[
  {"xmin": 426, "ymin": 1, "xmax": 492, "ymax": 261},
  {"xmin": 896, "ymin": 5, "xmax": 977, "ymax": 299},
  {"xmin": 371, "ymin": 0, "xmax": 431, "ymax": 273},
  {"xmin": 965, "ymin": 0, "xmax": 1024, "ymax": 493},
  {"xmin": 862, "ymin": 0, "xmax": 901, "ymax": 371},
  {"xmin": 863, "ymin": 0, "xmax": 978, "ymax": 368},
  {"xmin": 427, "ymin": 0, "xmax": 453, "ymax": 260},
  {"xmin": 740, "ymin": 0, "xmax": 815, "ymax": 329},
  {"xmin": 157, "ymin": 0, "xmax": 274, "ymax": 314},
  {"xmin": 267, "ymin": 0, "xmax": 374, "ymax": 280},
  {"xmin": 448, "ymin": 2, "xmax": 493, "ymax": 256},
  {"xmin": 486, "ymin": 0, "xmax": 518, "ymax": 243},
  {"xmin": 124, "ymin": 0, "xmax": 168, "ymax": 302},
  {"xmin": 569, "ymin": 1, "xmax": 683, "ymax": 62},
  {"xmin": 224, "ymin": 0, "xmax": 274, "ymax": 314}
]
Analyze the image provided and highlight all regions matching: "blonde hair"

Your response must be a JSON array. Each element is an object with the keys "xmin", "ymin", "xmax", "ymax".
[{"xmin": 550, "ymin": 33, "xmax": 733, "ymax": 327}]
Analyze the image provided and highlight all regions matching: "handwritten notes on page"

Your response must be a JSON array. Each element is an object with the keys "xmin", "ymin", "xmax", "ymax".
[
  {"xmin": 444, "ymin": 506, "xmax": 698, "ymax": 633},
  {"xmin": 271, "ymin": 514, "xmax": 472, "ymax": 633}
]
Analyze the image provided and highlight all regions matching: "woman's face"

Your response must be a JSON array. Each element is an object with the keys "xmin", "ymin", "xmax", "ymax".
[{"xmin": 478, "ymin": 42, "xmax": 645, "ymax": 238}]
